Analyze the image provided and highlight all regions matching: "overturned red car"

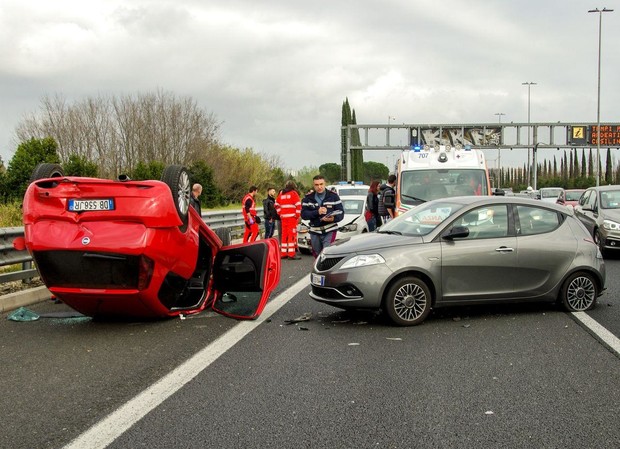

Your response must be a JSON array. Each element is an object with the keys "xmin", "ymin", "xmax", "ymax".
[{"xmin": 19, "ymin": 163, "xmax": 281, "ymax": 319}]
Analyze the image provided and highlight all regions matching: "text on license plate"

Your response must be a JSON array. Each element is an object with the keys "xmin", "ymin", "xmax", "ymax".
[
  {"xmin": 68, "ymin": 199, "xmax": 115, "ymax": 211},
  {"xmin": 311, "ymin": 273, "xmax": 325, "ymax": 286}
]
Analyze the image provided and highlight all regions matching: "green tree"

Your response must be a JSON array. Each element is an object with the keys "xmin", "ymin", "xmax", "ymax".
[
  {"xmin": 363, "ymin": 161, "xmax": 388, "ymax": 184},
  {"xmin": 189, "ymin": 160, "xmax": 222, "ymax": 208},
  {"xmin": 130, "ymin": 161, "xmax": 165, "ymax": 180},
  {"xmin": 64, "ymin": 154, "xmax": 99, "ymax": 177},
  {"xmin": 3, "ymin": 137, "xmax": 60, "ymax": 202},
  {"xmin": 319, "ymin": 162, "xmax": 341, "ymax": 183},
  {"xmin": 605, "ymin": 148, "xmax": 612, "ymax": 185},
  {"xmin": 341, "ymin": 98, "xmax": 364, "ymax": 181}
]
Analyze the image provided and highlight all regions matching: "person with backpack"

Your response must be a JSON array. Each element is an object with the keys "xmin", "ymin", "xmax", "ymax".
[
  {"xmin": 262, "ymin": 187, "xmax": 278, "ymax": 239},
  {"xmin": 378, "ymin": 174, "xmax": 397, "ymax": 222}
]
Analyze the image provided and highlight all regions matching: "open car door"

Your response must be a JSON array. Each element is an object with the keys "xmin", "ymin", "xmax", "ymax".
[{"xmin": 211, "ymin": 238, "xmax": 281, "ymax": 319}]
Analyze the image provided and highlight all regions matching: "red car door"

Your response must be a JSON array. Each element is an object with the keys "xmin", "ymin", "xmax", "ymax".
[{"xmin": 211, "ymin": 239, "xmax": 281, "ymax": 319}]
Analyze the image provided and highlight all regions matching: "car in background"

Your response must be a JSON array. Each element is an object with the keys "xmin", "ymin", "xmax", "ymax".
[
  {"xmin": 298, "ymin": 195, "xmax": 369, "ymax": 254},
  {"xmin": 574, "ymin": 185, "xmax": 620, "ymax": 257},
  {"xmin": 538, "ymin": 187, "xmax": 564, "ymax": 203},
  {"xmin": 327, "ymin": 181, "xmax": 370, "ymax": 197},
  {"xmin": 310, "ymin": 196, "xmax": 605, "ymax": 326},
  {"xmin": 557, "ymin": 189, "xmax": 585, "ymax": 209},
  {"xmin": 18, "ymin": 163, "xmax": 281, "ymax": 320}
]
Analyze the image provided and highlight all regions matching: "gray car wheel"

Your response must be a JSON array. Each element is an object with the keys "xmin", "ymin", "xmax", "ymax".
[
  {"xmin": 594, "ymin": 229, "xmax": 607, "ymax": 257},
  {"xmin": 29, "ymin": 163, "xmax": 64, "ymax": 183},
  {"xmin": 384, "ymin": 276, "xmax": 431, "ymax": 326},
  {"xmin": 214, "ymin": 227, "xmax": 232, "ymax": 246},
  {"xmin": 561, "ymin": 272, "xmax": 597, "ymax": 312},
  {"xmin": 161, "ymin": 165, "xmax": 191, "ymax": 232}
]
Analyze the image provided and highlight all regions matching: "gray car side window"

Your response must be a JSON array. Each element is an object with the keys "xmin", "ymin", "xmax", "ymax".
[
  {"xmin": 458, "ymin": 205, "xmax": 509, "ymax": 239},
  {"xmin": 516, "ymin": 206, "xmax": 560, "ymax": 236},
  {"xmin": 579, "ymin": 190, "xmax": 591, "ymax": 206}
]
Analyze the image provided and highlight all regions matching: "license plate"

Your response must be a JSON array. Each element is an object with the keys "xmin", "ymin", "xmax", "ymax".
[
  {"xmin": 68, "ymin": 199, "xmax": 115, "ymax": 211},
  {"xmin": 311, "ymin": 273, "xmax": 325, "ymax": 286}
]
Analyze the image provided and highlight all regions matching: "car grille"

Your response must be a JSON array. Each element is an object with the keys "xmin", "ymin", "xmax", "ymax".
[
  {"xmin": 312, "ymin": 284, "xmax": 363, "ymax": 300},
  {"xmin": 33, "ymin": 250, "xmax": 140, "ymax": 289},
  {"xmin": 316, "ymin": 256, "xmax": 344, "ymax": 271}
]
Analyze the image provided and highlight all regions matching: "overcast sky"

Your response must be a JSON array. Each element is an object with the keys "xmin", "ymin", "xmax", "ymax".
[{"xmin": 1, "ymin": 0, "xmax": 619, "ymax": 174}]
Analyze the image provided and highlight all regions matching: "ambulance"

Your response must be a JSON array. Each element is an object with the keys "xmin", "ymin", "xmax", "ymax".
[{"xmin": 395, "ymin": 144, "xmax": 492, "ymax": 215}]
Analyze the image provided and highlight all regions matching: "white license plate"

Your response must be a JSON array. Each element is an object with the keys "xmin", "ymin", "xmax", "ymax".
[
  {"xmin": 68, "ymin": 199, "xmax": 115, "ymax": 211},
  {"xmin": 311, "ymin": 273, "xmax": 325, "ymax": 286}
]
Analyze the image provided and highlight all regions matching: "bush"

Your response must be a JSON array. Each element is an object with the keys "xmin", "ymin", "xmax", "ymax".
[{"xmin": 0, "ymin": 202, "xmax": 23, "ymax": 227}]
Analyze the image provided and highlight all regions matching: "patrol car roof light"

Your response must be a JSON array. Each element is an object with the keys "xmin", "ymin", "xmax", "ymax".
[
  {"xmin": 412, "ymin": 145, "xmax": 421, "ymax": 152},
  {"xmin": 464, "ymin": 144, "xmax": 472, "ymax": 151},
  {"xmin": 434, "ymin": 145, "xmax": 440, "ymax": 152}
]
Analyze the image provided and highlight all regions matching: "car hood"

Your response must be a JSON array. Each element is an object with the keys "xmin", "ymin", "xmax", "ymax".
[
  {"xmin": 326, "ymin": 232, "xmax": 424, "ymax": 254},
  {"xmin": 601, "ymin": 208, "xmax": 620, "ymax": 221}
]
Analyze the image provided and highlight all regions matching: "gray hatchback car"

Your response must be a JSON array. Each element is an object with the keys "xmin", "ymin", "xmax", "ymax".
[
  {"xmin": 574, "ymin": 185, "xmax": 620, "ymax": 257},
  {"xmin": 310, "ymin": 196, "xmax": 605, "ymax": 326}
]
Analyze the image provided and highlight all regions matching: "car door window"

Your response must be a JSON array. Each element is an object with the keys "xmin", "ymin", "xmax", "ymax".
[
  {"xmin": 516, "ymin": 206, "xmax": 560, "ymax": 236},
  {"xmin": 579, "ymin": 190, "xmax": 591, "ymax": 206},
  {"xmin": 457, "ymin": 205, "xmax": 508, "ymax": 239}
]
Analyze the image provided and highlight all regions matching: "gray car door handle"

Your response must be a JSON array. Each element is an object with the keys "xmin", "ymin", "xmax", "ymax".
[{"xmin": 495, "ymin": 246, "xmax": 514, "ymax": 253}]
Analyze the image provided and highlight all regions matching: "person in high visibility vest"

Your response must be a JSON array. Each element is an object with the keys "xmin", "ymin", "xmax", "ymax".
[
  {"xmin": 275, "ymin": 180, "xmax": 301, "ymax": 259},
  {"xmin": 241, "ymin": 186, "xmax": 260, "ymax": 242}
]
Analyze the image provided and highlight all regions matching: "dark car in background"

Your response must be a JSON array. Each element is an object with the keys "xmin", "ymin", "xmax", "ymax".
[
  {"xmin": 310, "ymin": 196, "xmax": 605, "ymax": 326},
  {"xmin": 574, "ymin": 185, "xmax": 620, "ymax": 256}
]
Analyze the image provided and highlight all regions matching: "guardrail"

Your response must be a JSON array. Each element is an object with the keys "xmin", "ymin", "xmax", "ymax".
[{"xmin": 0, "ymin": 209, "xmax": 264, "ymax": 287}]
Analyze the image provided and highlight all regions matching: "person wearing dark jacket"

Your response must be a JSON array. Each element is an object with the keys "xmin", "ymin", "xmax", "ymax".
[
  {"xmin": 301, "ymin": 175, "xmax": 344, "ymax": 258},
  {"xmin": 190, "ymin": 183, "xmax": 202, "ymax": 217},
  {"xmin": 378, "ymin": 174, "xmax": 396, "ymax": 222},
  {"xmin": 263, "ymin": 187, "xmax": 278, "ymax": 239}
]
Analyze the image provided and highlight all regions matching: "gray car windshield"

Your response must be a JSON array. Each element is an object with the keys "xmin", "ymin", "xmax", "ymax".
[
  {"xmin": 600, "ymin": 190, "xmax": 620, "ymax": 209},
  {"xmin": 379, "ymin": 201, "xmax": 465, "ymax": 236}
]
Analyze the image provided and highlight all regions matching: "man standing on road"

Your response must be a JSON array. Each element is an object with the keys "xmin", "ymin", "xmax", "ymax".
[
  {"xmin": 190, "ymin": 183, "xmax": 202, "ymax": 217},
  {"xmin": 301, "ymin": 175, "xmax": 344, "ymax": 258},
  {"xmin": 378, "ymin": 174, "xmax": 396, "ymax": 222},
  {"xmin": 275, "ymin": 181, "xmax": 301, "ymax": 259},
  {"xmin": 242, "ymin": 185, "xmax": 260, "ymax": 242},
  {"xmin": 263, "ymin": 187, "xmax": 278, "ymax": 239}
]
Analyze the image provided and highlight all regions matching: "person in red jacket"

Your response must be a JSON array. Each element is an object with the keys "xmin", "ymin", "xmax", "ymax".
[
  {"xmin": 242, "ymin": 185, "xmax": 260, "ymax": 242},
  {"xmin": 275, "ymin": 180, "xmax": 302, "ymax": 259}
]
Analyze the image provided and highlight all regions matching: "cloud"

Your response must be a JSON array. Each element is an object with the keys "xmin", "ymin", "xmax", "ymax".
[{"xmin": 1, "ymin": 0, "xmax": 619, "ymax": 173}]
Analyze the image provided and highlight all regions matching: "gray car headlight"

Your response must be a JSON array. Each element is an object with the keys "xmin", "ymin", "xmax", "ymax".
[
  {"xmin": 341, "ymin": 254, "xmax": 385, "ymax": 269},
  {"xmin": 603, "ymin": 219, "xmax": 620, "ymax": 231}
]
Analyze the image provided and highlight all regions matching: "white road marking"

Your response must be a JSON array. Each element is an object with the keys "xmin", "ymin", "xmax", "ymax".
[
  {"xmin": 572, "ymin": 311, "xmax": 620, "ymax": 356},
  {"xmin": 62, "ymin": 277, "xmax": 309, "ymax": 449}
]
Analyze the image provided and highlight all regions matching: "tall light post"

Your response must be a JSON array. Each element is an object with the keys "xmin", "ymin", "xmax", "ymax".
[
  {"xmin": 588, "ymin": 7, "xmax": 614, "ymax": 187},
  {"xmin": 494, "ymin": 112, "xmax": 505, "ymax": 189},
  {"xmin": 522, "ymin": 82, "xmax": 537, "ymax": 187}
]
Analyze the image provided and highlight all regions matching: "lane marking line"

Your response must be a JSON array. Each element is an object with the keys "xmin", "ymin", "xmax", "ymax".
[
  {"xmin": 63, "ymin": 277, "xmax": 309, "ymax": 449},
  {"xmin": 572, "ymin": 311, "xmax": 620, "ymax": 356}
]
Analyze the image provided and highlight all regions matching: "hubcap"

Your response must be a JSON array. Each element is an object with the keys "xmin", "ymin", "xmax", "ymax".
[
  {"xmin": 566, "ymin": 276, "xmax": 595, "ymax": 310},
  {"xmin": 177, "ymin": 171, "xmax": 190, "ymax": 215},
  {"xmin": 394, "ymin": 283, "xmax": 427, "ymax": 321}
]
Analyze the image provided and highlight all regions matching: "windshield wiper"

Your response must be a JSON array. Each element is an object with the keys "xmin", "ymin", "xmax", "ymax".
[
  {"xmin": 401, "ymin": 194, "xmax": 426, "ymax": 202},
  {"xmin": 378, "ymin": 230, "xmax": 403, "ymax": 235}
]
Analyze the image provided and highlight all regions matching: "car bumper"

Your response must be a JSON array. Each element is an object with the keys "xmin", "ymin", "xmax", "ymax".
[
  {"xmin": 26, "ymin": 220, "xmax": 201, "ymax": 318},
  {"xmin": 309, "ymin": 263, "xmax": 392, "ymax": 309}
]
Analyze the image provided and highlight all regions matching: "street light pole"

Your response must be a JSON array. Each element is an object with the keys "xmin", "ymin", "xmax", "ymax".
[
  {"xmin": 588, "ymin": 7, "xmax": 614, "ymax": 187},
  {"xmin": 494, "ymin": 112, "xmax": 505, "ymax": 189},
  {"xmin": 387, "ymin": 115, "xmax": 396, "ymax": 150},
  {"xmin": 522, "ymin": 82, "xmax": 537, "ymax": 187}
]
